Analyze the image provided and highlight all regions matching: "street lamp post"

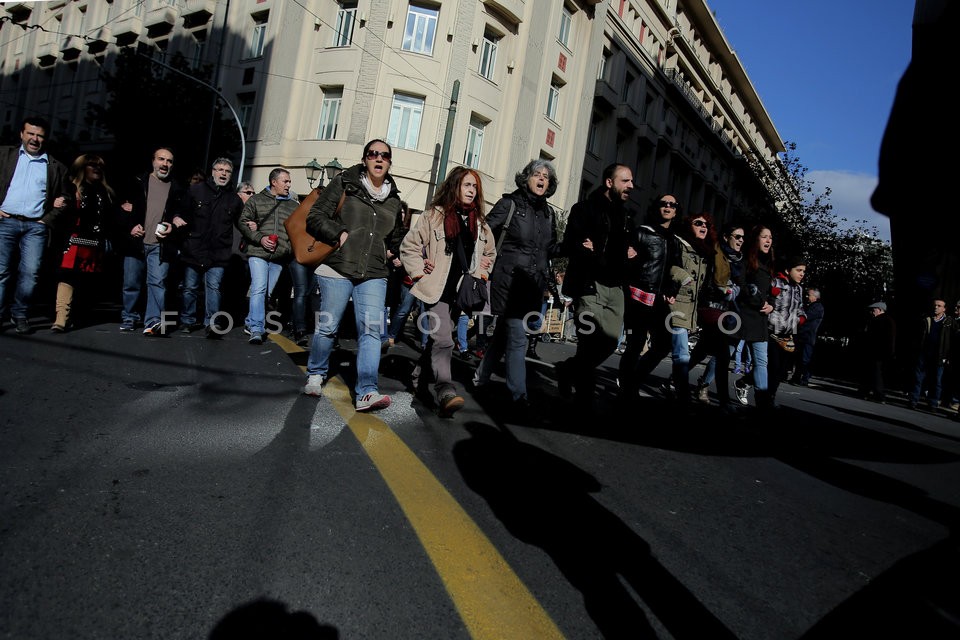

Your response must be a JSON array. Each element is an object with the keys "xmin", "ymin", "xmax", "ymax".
[{"xmin": 305, "ymin": 157, "xmax": 344, "ymax": 189}]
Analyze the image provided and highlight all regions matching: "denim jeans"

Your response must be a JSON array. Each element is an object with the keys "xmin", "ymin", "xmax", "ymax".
[
  {"xmin": 474, "ymin": 316, "xmax": 528, "ymax": 401},
  {"xmin": 307, "ymin": 275, "xmax": 387, "ymax": 396},
  {"xmin": 181, "ymin": 265, "xmax": 224, "ymax": 327},
  {"xmin": 121, "ymin": 254, "xmax": 146, "ymax": 327},
  {"xmin": 246, "ymin": 257, "xmax": 283, "ymax": 334},
  {"xmin": 0, "ymin": 217, "xmax": 48, "ymax": 320},
  {"xmin": 457, "ymin": 312, "xmax": 469, "ymax": 352},
  {"xmin": 388, "ymin": 283, "xmax": 427, "ymax": 346},
  {"xmin": 746, "ymin": 340, "xmax": 769, "ymax": 391},
  {"xmin": 911, "ymin": 353, "xmax": 945, "ymax": 407},
  {"xmin": 288, "ymin": 260, "xmax": 312, "ymax": 334},
  {"xmin": 143, "ymin": 244, "xmax": 169, "ymax": 327}
]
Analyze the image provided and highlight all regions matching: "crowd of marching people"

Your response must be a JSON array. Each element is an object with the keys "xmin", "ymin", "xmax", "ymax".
[{"xmin": 2, "ymin": 117, "xmax": 958, "ymax": 419}]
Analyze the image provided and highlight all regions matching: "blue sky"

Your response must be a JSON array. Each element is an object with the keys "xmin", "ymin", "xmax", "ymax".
[{"xmin": 706, "ymin": 0, "xmax": 914, "ymax": 241}]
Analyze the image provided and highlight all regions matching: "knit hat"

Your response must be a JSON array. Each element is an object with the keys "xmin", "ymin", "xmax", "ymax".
[
  {"xmin": 868, "ymin": 301, "xmax": 887, "ymax": 312},
  {"xmin": 785, "ymin": 255, "xmax": 807, "ymax": 270}
]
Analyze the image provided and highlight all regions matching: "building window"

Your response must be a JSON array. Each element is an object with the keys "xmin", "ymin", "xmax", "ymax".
[
  {"xmin": 238, "ymin": 92, "xmax": 256, "ymax": 134},
  {"xmin": 464, "ymin": 116, "xmax": 485, "ymax": 168},
  {"xmin": 586, "ymin": 117, "xmax": 600, "ymax": 155},
  {"xmin": 546, "ymin": 81, "xmax": 561, "ymax": 121},
  {"xmin": 317, "ymin": 88, "xmax": 343, "ymax": 140},
  {"xmin": 248, "ymin": 12, "xmax": 268, "ymax": 59},
  {"xmin": 622, "ymin": 72, "xmax": 635, "ymax": 102},
  {"xmin": 332, "ymin": 2, "xmax": 357, "ymax": 47},
  {"xmin": 478, "ymin": 32, "xmax": 498, "ymax": 81},
  {"xmin": 387, "ymin": 93, "xmax": 424, "ymax": 150},
  {"xmin": 402, "ymin": 4, "xmax": 438, "ymax": 56},
  {"xmin": 558, "ymin": 6, "xmax": 572, "ymax": 48},
  {"xmin": 598, "ymin": 49, "xmax": 610, "ymax": 80}
]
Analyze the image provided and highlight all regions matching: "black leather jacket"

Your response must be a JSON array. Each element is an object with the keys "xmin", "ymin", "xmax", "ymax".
[
  {"xmin": 181, "ymin": 178, "xmax": 243, "ymax": 269},
  {"xmin": 625, "ymin": 221, "xmax": 680, "ymax": 295}
]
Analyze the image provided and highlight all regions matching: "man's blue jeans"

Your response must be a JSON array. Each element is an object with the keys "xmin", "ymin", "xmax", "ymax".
[
  {"xmin": 911, "ymin": 353, "xmax": 944, "ymax": 407},
  {"xmin": 143, "ymin": 244, "xmax": 169, "ymax": 327},
  {"xmin": 307, "ymin": 275, "xmax": 387, "ymax": 396},
  {"xmin": 746, "ymin": 340, "xmax": 769, "ymax": 391},
  {"xmin": 0, "ymin": 217, "xmax": 48, "ymax": 320},
  {"xmin": 181, "ymin": 265, "xmax": 224, "ymax": 327},
  {"xmin": 121, "ymin": 254, "xmax": 145, "ymax": 327},
  {"xmin": 246, "ymin": 256, "xmax": 283, "ymax": 334}
]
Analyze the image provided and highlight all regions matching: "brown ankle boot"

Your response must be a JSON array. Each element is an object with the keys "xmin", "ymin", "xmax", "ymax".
[{"xmin": 53, "ymin": 282, "xmax": 74, "ymax": 331}]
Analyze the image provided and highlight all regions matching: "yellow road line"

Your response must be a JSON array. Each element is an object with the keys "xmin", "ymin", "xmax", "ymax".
[{"xmin": 321, "ymin": 376, "xmax": 564, "ymax": 639}]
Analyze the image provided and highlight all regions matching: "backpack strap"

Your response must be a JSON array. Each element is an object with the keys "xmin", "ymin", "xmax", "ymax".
[{"xmin": 496, "ymin": 199, "xmax": 516, "ymax": 255}]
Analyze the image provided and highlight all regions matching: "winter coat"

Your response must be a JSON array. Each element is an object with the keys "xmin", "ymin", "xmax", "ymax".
[
  {"xmin": 796, "ymin": 300, "xmax": 824, "ymax": 344},
  {"xmin": 560, "ymin": 188, "xmax": 629, "ymax": 298},
  {"xmin": 624, "ymin": 220, "xmax": 680, "ymax": 295},
  {"xmin": 57, "ymin": 180, "xmax": 116, "ymax": 274},
  {"xmin": 400, "ymin": 206, "xmax": 496, "ymax": 305},
  {"xmin": 180, "ymin": 178, "xmax": 243, "ymax": 269},
  {"xmin": 238, "ymin": 188, "xmax": 299, "ymax": 261},
  {"xmin": 113, "ymin": 172, "xmax": 190, "ymax": 259},
  {"xmin": 668, "ymin": 235, "xmax": 710, "ymax": 331},
  {"xmin": 737, "ymin": 256, "xmax": 775, "ymax": 342},
  {"xmin": 0, "ymin": 145, "xmax": 69, "ymax": 227},
  {"xmin": 917, "ymin": 314, "xmax": 953, "ymax": 361},
  {"xmin": 767, "ymin": 271, "xmax": 806, "ymax": 336},
  {"xmin": 486, "ymin": 189, "xmax": 558, "ymax": 317},
  {"xmin": 305, "ymin": 164, "xmax": 405, "ymax": 280}
]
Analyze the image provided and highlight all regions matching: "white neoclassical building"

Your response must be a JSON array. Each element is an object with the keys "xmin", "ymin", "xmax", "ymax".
[{"xmin": 0, "ymin": 0, "xmax": 785, "ymax": 221}]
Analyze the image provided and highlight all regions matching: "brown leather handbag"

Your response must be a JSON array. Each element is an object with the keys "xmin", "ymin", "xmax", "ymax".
[{"xmin": 284, "ymin": 188, "xmax": 346, "ymax": 268}]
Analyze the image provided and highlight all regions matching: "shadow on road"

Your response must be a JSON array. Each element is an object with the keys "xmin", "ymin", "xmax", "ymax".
[
  {"xmin": 453, "ymin": 421, "xmax": 738, "ymax": 639},
  {"xmin": 209, "ymin": 597, "xmax": 339, "ymax": 639}
]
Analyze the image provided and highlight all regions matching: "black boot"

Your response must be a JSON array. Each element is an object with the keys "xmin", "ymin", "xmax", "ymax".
[{"xmin": 526, "ymin": 335, "xmax": 541, "ymax": 360}]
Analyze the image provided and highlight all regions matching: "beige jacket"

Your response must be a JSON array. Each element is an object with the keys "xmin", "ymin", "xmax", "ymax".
[{"xmin": 400, "ymin": 206, "xmax": 497, "ymax": 305}]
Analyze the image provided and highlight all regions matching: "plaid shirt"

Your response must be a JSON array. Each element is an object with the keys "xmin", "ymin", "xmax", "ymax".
[{"xmin": 767, "ymin": 271, "xmax": 805, "ymax": 336}]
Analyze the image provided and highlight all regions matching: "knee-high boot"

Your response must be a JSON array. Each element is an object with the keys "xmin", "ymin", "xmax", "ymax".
[{"xmin": 54, "ymin": 282, "xmax": 74, "ymax": 331}]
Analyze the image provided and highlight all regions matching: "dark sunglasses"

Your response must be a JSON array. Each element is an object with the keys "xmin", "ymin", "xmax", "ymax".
[
  {"xmin": 86, "ymin": 162, "xmax": 104, "ymax": 168},
  {"xmin": 240, "ymin": 190, "xmax": 255, "ymax": 195},
  {"xmin": 365, "ymin": 150, "xmax": 392, "ymax": 160},
  {"xmin": 731, "ymin": 233, "xmax": 744, "ymax": 240},
  {"xmin": 659, "ymin": 200, "xmax": 678, "ymax": 209},
  {"xmin": 692, "ymin": 220, "xmax": 710, "ymax": 228}
]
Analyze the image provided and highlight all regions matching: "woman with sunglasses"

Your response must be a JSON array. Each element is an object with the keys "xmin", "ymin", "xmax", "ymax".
[
  {"xmin": 619, "ymin": 193, "xmax": 681, "ymax": 399},
  {"xmin": 51, "ymin": 154, "xmax": 117, "ymax": 332},
  {"xmin": 688, "ymin": 222, "xmax": 746, "ymax": 410},
  {"xmin": 661, "ymin": 212, "xmax": 715, "ymax": 404},
  {"xmin": 733, "ymin": 225, "xmax": 777, "ymax": 409},
  {"xmin": 400, "ymin": 167, "xmax": 496, "ymax": 417},
  {"xmin": 301, "ymin": 139, "xmax": 407, "ymax": 412}
]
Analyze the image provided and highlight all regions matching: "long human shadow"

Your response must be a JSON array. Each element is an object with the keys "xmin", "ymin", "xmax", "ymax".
[{"xmin": 452, "ymin": 421, "xmax": 737, "ymax": 639}]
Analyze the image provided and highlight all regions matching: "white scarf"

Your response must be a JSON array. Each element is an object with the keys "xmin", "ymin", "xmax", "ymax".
[{"xmin": 360, "ymin": 173, "xmax": 391, "ymax": 202}]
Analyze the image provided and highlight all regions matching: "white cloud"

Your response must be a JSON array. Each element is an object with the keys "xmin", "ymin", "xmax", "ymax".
[{"xmin": 807, "ymin": 170, "xmax": 890, "ymax": 242}]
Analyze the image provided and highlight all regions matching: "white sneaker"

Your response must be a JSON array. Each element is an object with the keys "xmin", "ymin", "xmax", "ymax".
[
  {"xmin": 302, "ymin": 375, "xmax": 325, "ymax": 396},
  {"xmin": 356, "ymin": 392, "xmax": 391, "ymax": 412},
  {"xmin": 735, "ymin": 378, "xmax": 750, "ymax": 405}
]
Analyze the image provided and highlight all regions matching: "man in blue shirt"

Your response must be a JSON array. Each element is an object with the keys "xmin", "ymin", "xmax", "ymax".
[{"xmin": 0, "ymin": 117, "xmax": 68, "ymax": 334}]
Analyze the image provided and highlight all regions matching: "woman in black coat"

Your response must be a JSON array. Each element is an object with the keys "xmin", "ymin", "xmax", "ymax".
[
  {"xmin": 733, "ymin": 224, "xmax": 776, "ymax": 407},
  {"xmin": 472, "ymin": 159, "xmax": 560, "ymax": 408}
]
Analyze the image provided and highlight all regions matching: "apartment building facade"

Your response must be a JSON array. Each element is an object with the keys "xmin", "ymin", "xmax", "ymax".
[{"xmin": 0, "ymin": 0, "xmax": 783, "ymax": 223}]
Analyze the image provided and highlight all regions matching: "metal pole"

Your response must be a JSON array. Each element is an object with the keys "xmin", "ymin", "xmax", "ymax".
[
  {"xmin": 138, "ymin": 53, "xmax": 246, "ymax": 182},
  {"xmin": 203, "ymin": 0, "xmax": 231, "ymax": 172},
  {"xmin": 435, "ymin": 80, "xmax": 460, "ymax": 186}
]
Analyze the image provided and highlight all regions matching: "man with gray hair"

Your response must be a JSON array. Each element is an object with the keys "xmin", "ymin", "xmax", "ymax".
[
  {"xmin": 237, "ymin": 167, "xmax": 298, "ymax": 344},
  {"xmin": 790, "ymin": 287, "xmax": 824, "ymax": 386},
  {"xmin": 178, "ymin": 157, "xmax": 243, "ymax": 338}
]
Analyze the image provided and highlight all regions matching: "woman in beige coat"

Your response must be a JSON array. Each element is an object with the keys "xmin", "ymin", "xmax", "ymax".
[{"xmin": 400, "ymin": 167, "xmax": 496, "ymax": 416}]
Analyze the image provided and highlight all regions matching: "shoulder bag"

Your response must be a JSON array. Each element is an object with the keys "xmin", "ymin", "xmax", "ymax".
[{"xmin": 284, "ymin": 188, "xmax": 347, "ymax": 268}]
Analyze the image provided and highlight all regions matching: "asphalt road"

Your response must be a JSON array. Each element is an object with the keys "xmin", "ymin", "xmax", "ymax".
[{"xmin": 2, "ymin": 320, "xmax": 960, "ymax": 639}]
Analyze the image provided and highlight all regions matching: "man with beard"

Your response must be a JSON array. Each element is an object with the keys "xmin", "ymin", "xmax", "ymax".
[
  {"xmin": 178, "ymin": 158, "xmax": 243, "ymax": 338},
  {"xmin": 116, "ymin": 147, "xmax": 189, "ymax": 335},
  {"xmin": 555, "ymin": 163, "xmax": 633, "ymax": 410}
]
